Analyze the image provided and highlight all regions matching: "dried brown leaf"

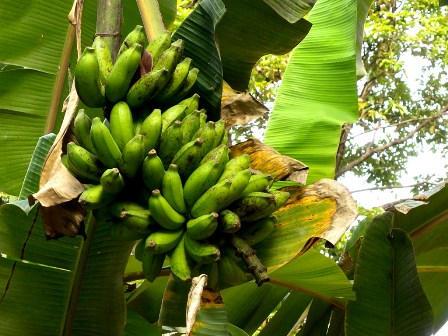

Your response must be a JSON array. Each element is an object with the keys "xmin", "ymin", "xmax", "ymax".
[
  {"xmin": 221, "ymin": 90, "xmax": 268, "ymax": 127},
  {"xmin": 31, "ymin": 73, "xmax": 86, "ymax": 239},
  {"xmin": 230, "ymin": 137, "xmax": 309, "ymax": 184}
]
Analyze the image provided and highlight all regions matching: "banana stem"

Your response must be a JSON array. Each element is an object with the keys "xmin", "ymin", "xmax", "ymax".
[
  {"xmin": 136, "ymin": 0, "xmax": 167, "ymax": 41},
  {"xmin": 96, "ymin": 0, "xmax": 123, "ymax": 61},
  {"xmin": 230, "ymin": 236, "xmax": 270, "ymax": 286}
]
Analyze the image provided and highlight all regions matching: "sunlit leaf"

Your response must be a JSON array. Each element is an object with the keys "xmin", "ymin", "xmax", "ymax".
[
  {"xmin": 270, "ymin": 252, "xmax": 355, "ymax": 302},
  {"xmin": 264, "ymin": 0, "xmax": 358, "ymax": 183},
  {"xmin": 256, "ymin": 180, "xmax": 357, "ymax": 270}
]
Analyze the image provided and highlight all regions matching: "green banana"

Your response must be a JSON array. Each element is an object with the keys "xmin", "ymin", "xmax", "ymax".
[
  {"xmin": 192, "ymin": 121, "xmax": 215, "ymax": 156},
  {"xmin": 221, "ymin": 127, "xmax": 229, "ymax": 145},
  {"xmin": 141, "ymin": 149, "xmax": 165, "ymax": 191},
  {"xmin": 158, "ymin": 120, "xmax": 184, "ymax": 167},
  {"xmin": 161, "ymin": 164, "xmax": 187, "ymax": 214},
  {"xmin": 118, "ymin": 25, "xmax": 146, "ymax": 57},
  {"xmin": 200, "ymin": 144, "xmax": 230, "ymax": 166},
  {"xmin": 78, "ymin": 184, "xmax": 115, "ymax": 210},
  {"xmin": 241, "ymin": 173, "xmax": 274, "ymax": 196},
  {"xmin": 218, "ymin": 250, "xmax": 247, "ymax": 286},
  {"xmin": 126, "ymin": 68, "xmax": 167, "ymax": 108},
  {"xmin": 74, "ymin": 47, "xmax": 106, "ymax": 108},
  {"xmin": 178, "ymin": 93, "xmax": 200, "ymax": 116},
  {"xmin": 199, "ymin": 110, "xmax": 207, "ymax": 128},
  {"xmin": 109, "ymin": 101, "xmax": 134, "ymax": 151},
  {"xmin": 120, "ymin": 209, "xmax": 155, "ymax": 234},
  {"xmin": 213, "ymin": 120, "xmax": 226, "ymax": 148},
  {"xmin": 237, "ymin": 216, "xmax": 276, "ymax": 246},
  {"xmin": 161, "ymin": 104, "xmax": 188, "ymax": 134},
  {"xmin": 183, "ymin": 160, "xmax": 224, "ymax": 209},
  {"xmin": 142, "ymin": 249, "xmax": 166, "ymax": 282},
  {"xmin": 152, "ymin": 39, "xmax": 184, "ymax": 74},
  {"xmin": 108, "ymin": 222, "xmax": 148, "ymax": 241},
  {"xmin": 175, "ymin": 67, "xmax": 199, "ymax": 101},
  {"xmin": 119, "ymin": 134, "xmax": 146, "ymax": 179},
  {"xmin": 66, "ymin": 142, "xmax": 105, "ymax": 183},
  {"xmin": 148, "ymin": 189, "xmax": 185, "ymax": 230},
  {"xmin": 184, "ymin": 234, "xmax": 220, "ymax": 264},
  {"xmin": 230, "ymin": 191, "xmax": 289, "ymax": 222},
  {"xmin": 100, "ymin": 168, "xmax": 125, "ymax": 194},
  {"xmin": 181, "ymin": 110, "xmax": 202, "ymax": 145},
  {"xmin": 146, "ymin": 31, "xmax": 172, "ymax": 62},
  {"xmin": 109, "ymin": 200, "xmax": 149, "ymax": 218},
  {"xmin": 190, "ymin": 179, "xmax": 232, "ymax": 218},
  {"xmin": 92, "ymin": 36, "xmax": 113, "ymax": 84},
  {"xmin": 134, "ymin": 239, "xmax": 145, "ymax": 262},
  {"xmin": 139, "ymin": 109, "xmax": 162, "ymax": 152},
  {"xmin": 105, "ymin": 43, "xmax": 143, "ymax": 103},
  {"xmin": 186, "ymin": 212, "xmax": 218, "ymax": 240},
  {"xmin": 171, "ymin": 138, "xmax": 204, "ymax": 182},
  {"xmin": 227, "ymin": 168, "xmax": 252, "ymax": 204},
  {"xmin": 155, "ymin": 57, "xmax": 192, "ymax": 103},
  {"xmin": 90, "ymin": 117, "xmax": 122, "ymax": 168},
  {"xmin": 218, "ymin": 209, "xmax": 241, "ymax": 233},
  {"xmin": 169, "ymin": 234, "xmax": 192, "ymax": 281},
  {"xmin": 73, "ymin": 109, "xmax": 97, "ymax": 155},
  {"xmin": 218, "ymin": 154, "xmax": 251, "ymax": 182},
  {"xmin": 145, "ymin": 227, "xmax": 184, "ymax": 254}
]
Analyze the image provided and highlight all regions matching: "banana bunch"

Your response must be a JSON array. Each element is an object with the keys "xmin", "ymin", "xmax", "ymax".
[
  {"xmin": 68, "ymin": 27, "xmax": 291, "ymax": 290},
  {"xmin": 74, "ymin": 26, "xmax": 199, "ymax": 109}
]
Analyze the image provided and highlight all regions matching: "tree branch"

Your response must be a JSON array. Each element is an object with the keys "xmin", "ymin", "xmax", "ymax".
[
  {"xmin": 346, "ymin": 114, "xmax": 446, "ymax": 142},
  {"xmin": 350, "ymin": 180, "xmax": 437, "ymax": 194},
  {"xmin": 335, "ymin": 104, "xmax": 448, "ymax": 179}
]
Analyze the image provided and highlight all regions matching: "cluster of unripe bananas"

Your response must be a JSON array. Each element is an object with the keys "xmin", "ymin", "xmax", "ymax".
[{"xmin": 66, "ymin": 26, "xmax": 290, "ymax": 289}]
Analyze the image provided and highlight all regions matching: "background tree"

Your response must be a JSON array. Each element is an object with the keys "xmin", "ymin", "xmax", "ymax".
[{"xmin": 237, "ymin": 0, "xmax": 447, "ymax": 195}]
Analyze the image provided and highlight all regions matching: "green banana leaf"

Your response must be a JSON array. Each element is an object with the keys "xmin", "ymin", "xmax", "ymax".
[
  {"xmin": 125, "ymin": 309, "xmax": 162, "ymax": 335},
  {"xmin": 262, "ymin": 0, "xmax": 316, "ymax": 23},
  {"xmin": 269, "ymin": 251, "xmax": 355, "ymax": 302},
  {"xmin": 227, "ymin": 323, "xmax": 249, "ymax": 336},
  {"xmin": 392, "ymin": 184, "xmax": 448, "ymax": 332},
  {"xmin": 223, "ymin": 283, "xmax": 290, "ymax": 334},
  {"xmin": 345, "ymin": 212, "xmax": 434, "ymax": 336},
  {"xmin": 18, "ymin": 133, "xmax": 56, "ymax": 200},
  {"xmin": 158, "ymin": 0, "xmax": 177, "ymax": 29},
  {"xmin": 296, "ymin": 300, "xmax": 332, "ymax": 336},
  {"xmin": 172, "ymin": 0, "xmax": 226, "ymax": 120},
  {"xmin": 126, "ymin": 277, "xmax": 169, "ymax": 324},
  {"xmin": 216, "ymin": 0, "xmax": 313, "ymax": 91},
  {"xmin": 257, "ymin": 291, "xmax": 313, "ymax": 336},
  {"xmin": 264, "ymin": 0, "xmax": 359, "ymax": 184}
]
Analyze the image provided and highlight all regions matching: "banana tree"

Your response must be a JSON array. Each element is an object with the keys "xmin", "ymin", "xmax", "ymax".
[{"xmin": 0, "ymin": 0, "xmax": 446, "ymax": 335}]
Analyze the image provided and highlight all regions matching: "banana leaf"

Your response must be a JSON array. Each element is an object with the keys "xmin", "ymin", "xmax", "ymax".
[
  {"xmin": 345, "ymin": 212, "xmax": 434, "ymax": 336},
  {"xmin": 391, "ymin": 184, "xmax": 448, "ymax": 332},
  {"xmin": 257, "ymin": 291, "xmax": 312, "ymax": 336},
  {"xmin": 263, "ymin": 0, "xmax": 360, "ymax": 183},
  {"xmin": 217, "ymin": 0, "xmax": 313, "ymax": 91}
]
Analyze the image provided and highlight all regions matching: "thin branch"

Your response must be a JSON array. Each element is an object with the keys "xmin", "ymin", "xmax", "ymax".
[
  {"xmin": 350, "ymin": 180, "xmax": 436, "ymax": 194},
  {"xmin": 335, "ymin": 104, "xmax": 448, "ymax": 179},
  {"xmin": 347, "ymin": 113, "xmax": 448, "ymax": 142}
]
